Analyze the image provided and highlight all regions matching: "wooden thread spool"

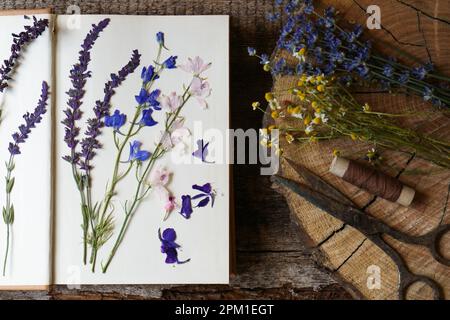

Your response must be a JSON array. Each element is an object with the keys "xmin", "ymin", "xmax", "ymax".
[{"xmin": 329, "ymin": 156, "xmax": 416, "ymax": 207}]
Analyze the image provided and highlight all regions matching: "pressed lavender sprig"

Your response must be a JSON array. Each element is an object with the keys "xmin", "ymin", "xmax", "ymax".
[
  {"xmin": 79, "ymin": 49, "xmax": 141, "ymax": 171},
  {"xmin": 62, "ymin": 18, "xmax": 110, "ymax": 165},
  {"xmin": 0, "ymin": 16, "xmax": 49, "ymax": 92},
  {"xmin": 3, "ymin": 81, "xmax": 49, "ymax": 276},
  {"xmin": 61, "ymin": 18, "xmax": 110, "ymax": 265}
]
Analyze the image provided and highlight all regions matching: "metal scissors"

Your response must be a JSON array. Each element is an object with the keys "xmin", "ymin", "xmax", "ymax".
[{"xmin": 273, "ymin": 158, "xmax": 450, "ymax": 300}]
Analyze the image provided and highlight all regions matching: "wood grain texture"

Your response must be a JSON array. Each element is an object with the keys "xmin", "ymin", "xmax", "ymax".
[
  {"xmin": 271, "ymin": 0, "xmax": 450, "ymax": 300},
  {"xmin": 0, "ymin": 0, "xmax": 350, "ymax": 300}
]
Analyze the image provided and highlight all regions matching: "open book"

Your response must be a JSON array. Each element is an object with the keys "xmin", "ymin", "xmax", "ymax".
[{"xmin": 0, "ymin": 10, "xmax": 230, "ymax": 289}]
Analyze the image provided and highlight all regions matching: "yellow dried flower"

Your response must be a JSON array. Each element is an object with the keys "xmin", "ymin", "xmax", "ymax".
[
  {"xmin": 311, "ymin": 101, "xmax": 319, "ymax": 109},
  {"xmin": 350, "ymin": 133, "xmax": 358, "ymax": 141},
  {"xmin": 263, "ymin": 64, "xmax": 271, "ymax": 72},
  {"xmin": 252, "ymin": 101, "xmax": 260, "ymax": 110},
  {"xmin": 285, "ymin": 133, "xmax": 295, "ymax": 144},
  {"xmin": 312, "ymin": 117, "xmax": 321, "ymax": 125},
  {"xmin": 297, "ymin": 92, "xmax": 306, "ymax": 101},
  {"xmin": 265, "ymin": 92, "xmax": 274, "ymax": 102},
  {"xmin": 309, "ymin": 136, "xmax": 318, "ymax": 143},
  {"xmin": 271, "ymin": 110, "xmax": 280, "ymax": 119},
  {"xmin": 363, "ymin": 103, "xmax": 370, "ymax": 112},
  {"xmin": 304, "ymin": 114, "xmax": 311, "ymax": 125},
  {"xmin": 317, "ymin": 84, "xmax": 325, "ymax": 92}
]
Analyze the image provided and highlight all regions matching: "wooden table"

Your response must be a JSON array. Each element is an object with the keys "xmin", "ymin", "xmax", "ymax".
[{"xmin": 0, "ymin": 0, "xmax": 350, "ymax": 300}]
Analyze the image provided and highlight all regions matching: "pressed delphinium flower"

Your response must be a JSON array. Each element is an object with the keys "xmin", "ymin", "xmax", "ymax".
[
  {"xmin": 158, "ymin": 228, "xmax": 190, "ymax": 264},
  {"xmin": 179, "ymin": 195, "xmax": 193, "ymax": 219},
  {"xmin": 189, "ymin": 77, "xmax": 212, "ymax": 109},
  {"xmin": 127, "ymin": 141, "xmax": 151, "ymax": 162},
  {"xmin": 192, "ymin": 183, "xmax": 215, "ymax": 208},
  {"xmin": 149, "ymin": 166, "xmax": 176, "ymax": 220},
  {"xmin": 99, "ymin": 33, "xmax": 213, "ymax": 273},
  {"xmin": 2, "ymin": 81, "xmax": 49, "ymax": 276},
  {"xmin": 255, "ymin": 0, "xmax": 450, "ymax": 108},
  {"xmin": 105, "ymin": 109, "xmax": 127, "ymax": 132},
  {"xmin": 179, "ymin": 183, "xmax": 215, "ymax": 220},
  {"xmin": 0, "ymin": 16, "xmax": 49, "ymax": 92},
  {"xmin": 192, "ymin": 139, "xmax": 214, "ymax": 163}
]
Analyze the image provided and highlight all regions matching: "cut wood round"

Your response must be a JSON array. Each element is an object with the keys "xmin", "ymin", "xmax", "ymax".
[{"xmin": 267, "ymin": 0, "xmax": 450, "ymax": 299}]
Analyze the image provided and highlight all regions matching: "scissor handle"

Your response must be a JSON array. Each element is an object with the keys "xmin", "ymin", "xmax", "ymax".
[
  {"xmin": 399, "ymin": 273, "xmax": 444, "ymax": 300},
  {"xmin": 428, "ymin": 224, "xmax": 450, "ymax": 267}
]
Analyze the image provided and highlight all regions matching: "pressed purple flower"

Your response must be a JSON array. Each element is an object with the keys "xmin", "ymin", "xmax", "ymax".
[
  {"xmin": 8, "ymin": 81, "xmax": 49, "ymax": 155},
  {"xmin": 62, "ymin": 18, "xmax": 110, "ymax": 165},
  {"xmin": 135, "ymin": 89, "xmax": 161, "ymax": 109},
  {"xmin": 140, "ymin": 109, "xmax": 158, "ymax": 127},
  {"xmin": 192, "ymin": 139, "xmax": 214, "ymax": 163},
  {"xmin": 179, "ymin": 195, "xmax": 193, "ymax": 219},
  {"xmin": 0, "ymin": 16, "xmax": 49, "ymax": 92},
  {"xmin": 192, "ymin": 183, "xmax": 215, "ymax": 208},
  {"xmin": 156, "ymin": 32, "xmax": 165, "ymax": 46},
  {"xmin": 127, "ymin": 140, "xmax": 151, "ymax": 162},
  {"xmin": 158, "ymin": 228, "xmax": 190, "ymax": 264},
  {"xmin": 105, "ymin": 109, "xmax": 127, "ymax": 131},
  {"xmin": 162, "ymin": 55, "xmax": 177, "ymax": 69},
  {"xmin": 79, "ymin": 50, "xmax": 141, "ymax": 171},
  {"xmin": 141, "ymin": 65, "xmax": 160, "ymax": 84}
]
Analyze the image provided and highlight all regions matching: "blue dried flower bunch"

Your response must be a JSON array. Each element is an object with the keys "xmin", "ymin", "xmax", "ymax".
[
  {"xmin": 250, "ymin": 0, "xmax": 450, "ymax": 108},
  {"xmin": 3, "ymin": 81, "xmax": 49, "ymax": 276}
]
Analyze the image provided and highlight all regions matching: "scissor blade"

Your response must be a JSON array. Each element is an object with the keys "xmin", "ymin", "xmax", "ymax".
[
  {"xmin": 284, "ymin": 158, "xmax": 354, "ymax": 206},
  {"xmin": 272, "ymin": 175, "xmax": 354, "ymax": 219}
]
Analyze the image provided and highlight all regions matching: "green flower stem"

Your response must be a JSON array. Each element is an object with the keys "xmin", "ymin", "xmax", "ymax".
[
  {"xmin": 3, "ymin": 155, "xmax": 15, "ymax": 276},
  {"xmin": 101, "ymin": 89, "xmax": 192, "ymax": 273},
  {"xmin": 88, "ymin": 48, "xmax": 166, "ymax": 272}
]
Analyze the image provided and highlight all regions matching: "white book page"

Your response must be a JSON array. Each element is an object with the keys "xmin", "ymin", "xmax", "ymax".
[
  {"xmin": 0, "ymin": 14, "xmax": 53, "ymax": 288},
  {"xmin": 54, "ymin": 15, "xmax": 229, "ymax": 284}
]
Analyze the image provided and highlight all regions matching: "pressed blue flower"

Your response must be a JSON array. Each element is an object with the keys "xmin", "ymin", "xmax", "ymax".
[
  {"xmin": 247, "ymin": 47, "xmax": 256, "ymax": 56},
  {"xmin": 141, "ymin": 65, "xmax": 159, "ymax": 84},
  {"xmin": 156, "ymin": 32, "xmax": 165, "ymax": 46},
  {"xmin": 158, "ymin": 228, "xmax": 190, "ymax": 264},
  {"xmin": 105, "ymin": 109, "xmax": 126, "ymax": 131},
  {"xmin": 147, "ymin": 89, "xmax": 161, "ymax": 109},
  {"xmin": 180, "ymin": 195, "xmax": 193, "ymax": 219},
  {"xmin": 192, "ymin": 183, "xmax": 215, "ymax": 208},
  {"xmin": 140, "ymin": 108, "xmax": 158, "ymax": 127},
  {"xmin": 192, "ymin": 139, "xmax": 214, "ymax": 163},
  {"xmin": 162, "ymin": 55, "xmax": 177, "ymax": 69},
  {"xmin": 128, "ymin": 140, "xmax": 151, "ymax": 162},
  {"xmin": 412, "ymin": 66, "xmax": 427, "ymax": 80},
  {"xmin": 135, "ymin": 88, "xmax": 162, "ymax": 109}
]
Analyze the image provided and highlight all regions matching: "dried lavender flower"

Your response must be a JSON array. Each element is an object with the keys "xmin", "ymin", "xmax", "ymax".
[
  {"xmin": 3, "ymin": 80, "xmax": 49, "ymax": 275},
  {"xmin": 62, "ymin": 18, "xmax": 110, "ymax": 165},
  {"xmin": 8, "ymin": 81, "xmax": 49, "ymax": 155},
  {"xmin": 79, "ymin": 49, "xmax": 141, "ymax": 171},
  {"xmin": 0, "ymin": 16, "xmax": 49, "ymax": 92}
]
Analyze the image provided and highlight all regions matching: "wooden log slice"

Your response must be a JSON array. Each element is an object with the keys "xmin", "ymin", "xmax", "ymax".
[{"xmin": 267, "ymin": 0, "xmax": 450, "ymax": 299}]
